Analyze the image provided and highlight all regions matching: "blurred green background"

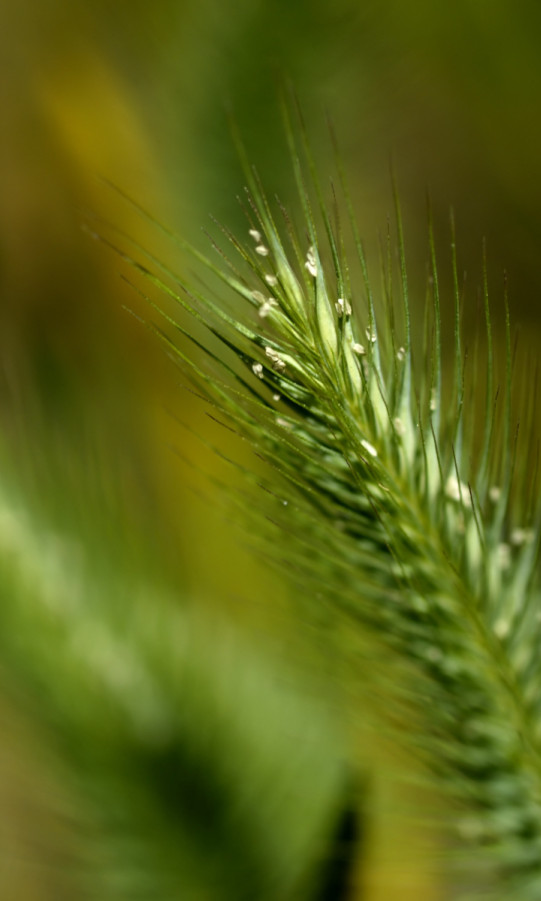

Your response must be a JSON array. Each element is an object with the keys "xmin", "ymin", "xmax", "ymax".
[{"xmin": 1, "ymin": 1, "xmax": 541, "ymax": 898}]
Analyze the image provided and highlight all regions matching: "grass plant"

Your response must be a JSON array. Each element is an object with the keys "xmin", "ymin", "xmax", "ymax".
[{"xmin": 106, "ymin": 104, "xmax": 541, "ymax": 898}]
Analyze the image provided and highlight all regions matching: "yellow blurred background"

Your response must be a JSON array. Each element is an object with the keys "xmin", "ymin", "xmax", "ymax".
[{"xmin": 1, "ymin": 1, "xmax": 541, "ymax": 898}]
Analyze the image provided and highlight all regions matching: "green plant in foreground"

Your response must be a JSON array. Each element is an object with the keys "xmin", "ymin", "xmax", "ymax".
[
  {"xmin": 110, "ymin": 110, "xmax": 541, "ymax": 898},
  {"xmin": 0, "ymin": 439, "xmax": 350, "ymax": 900}
]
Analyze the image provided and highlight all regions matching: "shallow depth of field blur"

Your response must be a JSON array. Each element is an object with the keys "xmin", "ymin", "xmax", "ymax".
[{"xmin": 1, "ymin": 2, "xmax": 541, "ymax": 899}]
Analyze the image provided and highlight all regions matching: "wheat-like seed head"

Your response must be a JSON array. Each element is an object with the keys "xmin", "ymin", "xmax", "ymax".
[{"xmin": 102, "ymin": 106, "xmax": 541, "ymax": 897}]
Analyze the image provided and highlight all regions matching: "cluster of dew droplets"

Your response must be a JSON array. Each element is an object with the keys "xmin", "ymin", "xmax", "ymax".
[
  {"xmin": 247, "ymin": 228, "xmax": 389, "ymax": 456},
  {"xmin": 335, "ymin": 297, "xmax": 352, "ymax": 318},
  {"xmin": 304, "ymin": 245, "xmax": 318, "ymax": 278},
  {"xmin": 248, "ymin": 230, "xmax": 280, "ymax": 320}
]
